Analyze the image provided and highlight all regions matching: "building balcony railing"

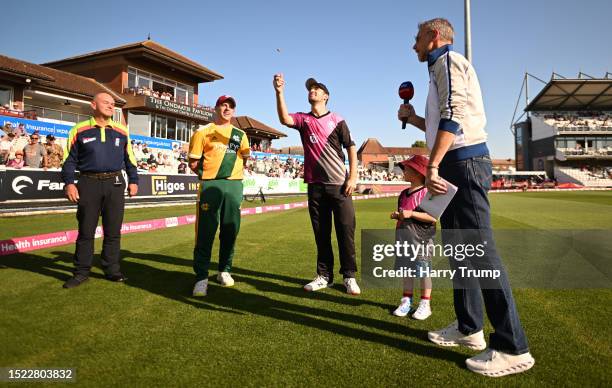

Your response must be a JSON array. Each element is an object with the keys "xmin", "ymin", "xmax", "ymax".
[
  {"xmin": 122, "ymin": 89, "xmax": 214, "ymax": 122},
  {"xmin": 556, "ymin": 126, "xmax": 612, "ymax": 134},
  {"xmin": 122, "ymin": 88, "xmax": 213, "ymax": 112},
  {"xmin": 556, "ymin": 147, "xmax": 612, "ymax": 158},
  {"xmin": 0, "ymin": 108, "xmax": 37, "ymax": 120}
]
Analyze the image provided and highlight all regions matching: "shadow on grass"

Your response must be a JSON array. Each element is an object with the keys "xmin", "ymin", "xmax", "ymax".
[
  {"xmin": 1, "ymin": 249, "xmax": 466, "ymax": 366},
  {"xmin": 0, "ymin": 250, "xmax": 97, "ymax": 282},
  {"xmin": 119, "ymin": 249, "xmax": 392, "ymax": 310},
  {"xmin": 120, "ymin": 250, "xmax": 467, "ymax": 365}
]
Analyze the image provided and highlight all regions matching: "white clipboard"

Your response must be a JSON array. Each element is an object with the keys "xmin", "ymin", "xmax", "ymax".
[{"xmin": 419, "ymin": 179, "xmax": 458, "ymax": 219}]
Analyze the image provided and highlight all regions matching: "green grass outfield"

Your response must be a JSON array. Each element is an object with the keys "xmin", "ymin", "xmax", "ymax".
[{"xmin": 1, "ymin": 191, "xmax": 611, "ymax": 387}]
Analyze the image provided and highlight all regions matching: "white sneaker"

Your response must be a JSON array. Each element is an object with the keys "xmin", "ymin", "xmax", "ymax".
[
  {"xmin": 411, "ymin": 299, "xmax": 432, "ymax": 320},
  {"xmin": 466, "ymin": 349, "xmax": 535, "ymax": 377},
  {"xmin": 193, "ymin": 279, "xmax": 208, "ymax": 296},
  {"xmin": 217, "ymin": 272, "xmax": 235, "ymax": 287},
  {"xmin": 392, "ymin": 297, "xmax": 412, "ymax": 317},
  {"xmin": 428, "ymin": 320, "xmax": 487, "ymax": 350},
  {"xmin": 304, "ymin": 275, "xmax": 332, "ymax": 292},
  {"xmin": 343, "ymin": 278, "xmax": 361, "ymax": 295}
]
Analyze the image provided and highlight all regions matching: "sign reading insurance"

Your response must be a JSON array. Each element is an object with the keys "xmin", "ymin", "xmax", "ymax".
[
  {"xmin": 1, "ymin": 115, "xmax": 71, "ymax": 138},
  {"xmin": 145, "ymin": 97, "xmax": 214, "ymax": 121}
]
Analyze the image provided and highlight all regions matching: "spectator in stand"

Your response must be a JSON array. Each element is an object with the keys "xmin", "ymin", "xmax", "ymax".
[
  {"xmin": 23, "ymin": 132, "xmax": 47, "ymax": 168},
  {"xmin": 147, "ymin": 153, "xmax": 156, "ymax": 165},
  {"xmin": 7, "ymin": 149, "xmax": 24, "ymax": 168},
  {"xmin": 6, "ymin": 131, "xmax": 16, "ymax": 147},
  {"xmin": 44, "ymin": 134, "xmax": 64, "ymax": 168},
  {"xmin": 177, "ymin": 158, "xmax": 187, "ymax": 174},
  {"xmin": 133, "ymin": 142, "xmax": 145, "ymax": 161},
  {"xmin": 162, "ymin": 154, "xmax": 171, "ymax": 170},
  {"xmin": 15, "ymin": 123, "xmax": 27, "ymax": 137},
  {"xmin": 0, "ymin": 132, "xmax": 14, "ymax": 164},
  {"xmin": 3, "ymin": 123, "xmax": 13, "ymax": 135},
  {"xmin": 149, "ymin": 162, "xmax": 158, "ymax": 172},
  {"xmin": 12, "ymin": 103, "xmax": 21, "ymax": 112}
]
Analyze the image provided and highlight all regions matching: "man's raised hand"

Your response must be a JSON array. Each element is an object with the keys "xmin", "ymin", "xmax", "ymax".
[{"xmin": 273, "ymin": 73, "xmax": 285, "ymax": 93}]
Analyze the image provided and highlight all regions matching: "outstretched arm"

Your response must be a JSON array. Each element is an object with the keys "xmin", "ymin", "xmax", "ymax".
[{"xmin": 273, "ymin": 73, "xmax": 295, "ymax": 127}]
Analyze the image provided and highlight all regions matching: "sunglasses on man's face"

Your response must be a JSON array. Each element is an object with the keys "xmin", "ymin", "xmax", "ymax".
[{"xmin": 31, "ymin": 137, "xmax": 39, "ymax": 140}]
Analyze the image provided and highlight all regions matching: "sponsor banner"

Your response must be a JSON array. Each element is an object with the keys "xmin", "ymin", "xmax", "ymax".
[
  {"xmin": 140, "ymin": 174, "xmax": 200, "ymax": 196},
  {"xmin": 0, "ymin": 195, "xmax": 398, "ymax": 255},
  {"xmin": 251, "ymin": 151, "xmax": 304, "ymax": 163},
  {"xmin": 0, "ymin": 230, "xmax": 78, "ymax": 255},
  {"xmin": 165, "ymin": 217, "xmax": 179, "ymax": 228},
  {"xmin": 0, "ymin": 215, "xmax": 196, "ymax": 255},
  {"xmin": 130, "ymin": 134, "xmax": 177, "ymax": 151},
  {"xmin": 356, "ymin": 182, "xmax": 409, "ymax": 193},
  {"xmin": 238, "ymin": 201, "xmax": 313, "ymax": 216},
  {"xmin": 0, "ymin": 115, "xmax": 184, "ymax": 151},
  {"xmin": 0, "ymin": 169, "xmax": 411, "ymax": 201},
  {"xmin": 489, "ymin": 187, "xmax": 612, "ymax": 193},
  {"xmin": 144, "ymin": 96, "xmax": 214, "ymax": 121},
  {"xmin": 1, "ymin": 115, "xmax": 72, "ymax": 138},
  {"xmin": 1, "ymin": 169, "xmax": 68, "ymax": 200},
  {"xmin": 120, "ymin": 220, "xmax": 157, "ymax": 234},
  {"xmin": 243, "ymin": 176, "xmax": 307, "ymax": 195},
  {"xmin": 240, "ymin": 207, "xmax": 257, "ymax": 216},
  {"xmin": 0, "ymin": 170, "xmax": 200, "ymax": 201}
]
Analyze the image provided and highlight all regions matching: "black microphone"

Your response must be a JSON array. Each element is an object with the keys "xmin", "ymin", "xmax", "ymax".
[{"xmin": 398, "ymin": 81, "xmax": 414, "ymax": 129}]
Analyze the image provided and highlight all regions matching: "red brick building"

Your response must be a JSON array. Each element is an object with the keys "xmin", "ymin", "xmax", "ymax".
[{"xmin": 357, "ymin": 138, "xmax": 428, "ymax": 168}]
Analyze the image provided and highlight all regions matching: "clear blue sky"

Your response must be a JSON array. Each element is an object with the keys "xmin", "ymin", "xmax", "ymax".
[{"xmin": 2, "ymin": 0, "xmax": 611, "ymax": 158}]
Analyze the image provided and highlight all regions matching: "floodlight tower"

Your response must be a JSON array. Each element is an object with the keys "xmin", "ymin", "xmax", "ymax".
[{"xmin": 465, "ymin": 0, "xmax": 472, "ymax": 63}]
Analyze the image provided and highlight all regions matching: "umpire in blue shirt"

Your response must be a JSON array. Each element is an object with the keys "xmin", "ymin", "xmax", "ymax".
[{"xmin": 61, "ymin": 92, "xmax": 139, "ymax": 288}]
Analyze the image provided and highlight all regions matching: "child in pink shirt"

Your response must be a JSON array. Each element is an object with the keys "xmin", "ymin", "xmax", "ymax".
[{"xmin": 390, "ymin": 155, "xmax": 436, "ymax": 320}]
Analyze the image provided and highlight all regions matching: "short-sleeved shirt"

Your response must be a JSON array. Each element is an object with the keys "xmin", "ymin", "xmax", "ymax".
[
  {"xmin": 397, "ymin": 186, "xmax": 428, "ymax": 214},
  {"xmin": 45, "ymin": 143, "xmax": 64, "ymax": 168},
  {"xmin": 188, "ymin": 123, "xmax": 250, "ymax": 180},
  {"xmin": 23, "ymin": 143, "xmax": 45, "ymax": 168},
  {"xmin": 395, "ymin": 186, "xmax": 436, "ymax": 261},
  {"xmin": 0, "ymin": 139, "xmax": 13, "ymax": 153},
  {"xmin": 396, "ymin": 186, "xmax": 436, "ymax": 234},
  {"xmin": 288, "ymin": 111, "xmax": 355, "ymax": 184}
]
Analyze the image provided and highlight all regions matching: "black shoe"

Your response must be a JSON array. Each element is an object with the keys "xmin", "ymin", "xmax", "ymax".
[
  {"xmin": 105, "ymin": 273, "xmax": 127, "ymax": 282},
  {"xmin": 63, "ymin": 275, "xmax": 89, "ymax": 289}
]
